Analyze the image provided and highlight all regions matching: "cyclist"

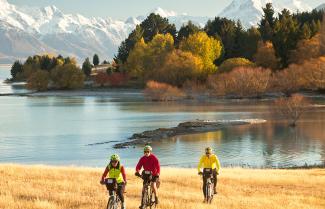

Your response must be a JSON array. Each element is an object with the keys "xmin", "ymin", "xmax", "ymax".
[
  {"xmin": 100, "ymin": 154, "xmax": 127, "ymax": 209},
  {"xmin": 198, "ymin": 147, "xmax": 220, "ymax": 197},
  {"xmin": 135, "ymin": 145, "xmax": 160, "ymax": 208}
]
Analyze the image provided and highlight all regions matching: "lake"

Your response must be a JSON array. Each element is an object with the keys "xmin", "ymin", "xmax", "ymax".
[{"xmin": 1, "ymin": 65, "xmax": 325, "ymax": 168}]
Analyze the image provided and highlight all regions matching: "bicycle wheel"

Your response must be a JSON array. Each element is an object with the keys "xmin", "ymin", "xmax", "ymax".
[
  {"xmin": 142, "ymin": 187, "xmax": 149, "ymax": 208},
  {"xmin": 207, "ymin": 183, "xmax": 214, "ymax": 204},
  {"xmin": 107, "ymin": 196, "xmax": 115, "ymax": 209},
  {"xmin": 149, "ymin": 190, "xmax": 156, "ymax": 209}
]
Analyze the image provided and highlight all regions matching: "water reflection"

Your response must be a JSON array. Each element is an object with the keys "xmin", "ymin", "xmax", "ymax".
[{"xmin": 0, "ymin": 66, "xmax": 325, "ymax": 168}]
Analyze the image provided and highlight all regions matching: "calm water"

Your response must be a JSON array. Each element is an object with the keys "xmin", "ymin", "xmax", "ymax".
[{"xmin": 0, "ymin": 66, "xmax": 325, "ymax": 168}]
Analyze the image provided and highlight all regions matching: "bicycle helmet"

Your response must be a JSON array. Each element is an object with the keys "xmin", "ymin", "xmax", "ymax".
[
  {"xmin": 205, "ymin": 147, "xmax": 213, "ymax": 154},
  {"xmin": 110, "ymin": 154, "xmax": 120, "ymax": 161},
  {"xmin": 144, "ymin": 145, "xmax": 152, "ymax": 152}
]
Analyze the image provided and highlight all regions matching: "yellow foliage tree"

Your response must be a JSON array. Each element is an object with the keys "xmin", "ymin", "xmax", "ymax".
[
  {"xmin": 320, "ymin": 13, "xmax": 325, "ymax": 55},
  {"xmin": 254, "ymin": 41, "xmax": 278, "ymax": 70},
  {"xmin": 27, "ymin": 70, "xmax": 49, "ymax": 91},
  {"xmin": 179, "ymin": 32, "xmax": 222, "ymax": 74},
  {"xmin": 124, "ymin": 34, "xmax": 174, "ymax": 83},
  {"xmin": 153, "ymin": 50, "xmax": 204, "ymax": 86}
]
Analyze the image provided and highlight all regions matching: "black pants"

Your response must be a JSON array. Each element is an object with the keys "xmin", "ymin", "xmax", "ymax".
[
  {"xmin": 202, "ymin": 168, "xmax": 217, "ymax": 198},
  {"xmin": 108, "ymin": 183, "xmax": 125, "ymax": 203}
]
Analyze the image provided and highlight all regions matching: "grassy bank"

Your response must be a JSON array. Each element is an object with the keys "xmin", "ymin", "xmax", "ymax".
[{"xmin": 0, "ymin": 164, "xmax": 324, "ymax": 209}]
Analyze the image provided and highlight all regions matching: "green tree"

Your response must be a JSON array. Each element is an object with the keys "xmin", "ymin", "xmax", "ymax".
[
  {"xmin": 82, "ymin": 58, "xmax": 93, "ymax": 77},
  {"xmin": 180, "ymin": 32, "xmax": 222, "ymax": 74},
  {"xmin": 115, "ymin": 25, "xmax": 144, "ymax": 64},
  {"xmin": 27, "ymin": 70, "xmax": 49, "ymax": 91},
  {"xmin": 219, "ymin": 58, "xmax": 255, "ymax": 73},
  {"xmin": 176, "ymin": 21, "xmax": 201, "ymax": 45},
  {"xmin": 50, "ymin": 64, "xmax": 85, "ymax": 89},
  {"xmin": 259, "ymin": 3, "xmax": 275, "ymax": 41},
  {"xmin": 299, "ymin": 23, "xmax": 311, "ymax": 39},
  {"xmin": 93, "ymin": 54, "xmax": 100, "ymax": 66},
  {"xmin": 10, "ymin": 61, "xmax": 23, "ymax": 80},
  {"xmin": 273, "ymin": 9, "xmax": 300, "ymax": 68},
  {"xmin": 204, "ymin": 17, "xmax": 236, "ymax": 60},
  {"xmin": 140, "ymin": 13, "xmax": 177, "ymax": 43}
]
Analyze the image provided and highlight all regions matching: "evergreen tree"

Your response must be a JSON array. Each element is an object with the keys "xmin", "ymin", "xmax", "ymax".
[
  {"xmin": 93, "ymin": 54, "xmax": 100, "ymax": 66},
  {"xmin": 299, "ymin": 23, "xmax": 311, "ymax": 39},
  {"xmin": 259, "ymin": 3, "xmax": 275, "ymax": 41},
  {"xmin": 273, "ymin": 9, "xmax": 300, "ymax": 68},
  {"xmin": 11, "ymin": 60, "xmax": 23, "ymax": 79},
  {"xmin": 82, "ymin": 58, "xmax": 93, "ymax": 77},
  {"xmin": 176, "ymin": 21, "xmax": 201, "ymax": 45},
  {"xmin": 140, "ymin": 13, "xmax": 177, "ymax": 43},
  {"xmin": 115, "ymin": 25, "xmax": 143, "ymax": 64}
]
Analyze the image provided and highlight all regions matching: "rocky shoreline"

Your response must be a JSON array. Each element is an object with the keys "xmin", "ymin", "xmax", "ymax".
[{"xmin": 113, "ymin": 119, "xmax": 266, "ymax": 149}]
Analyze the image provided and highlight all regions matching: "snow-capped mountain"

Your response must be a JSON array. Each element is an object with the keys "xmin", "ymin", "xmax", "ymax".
[
  {"xmin": 219, "ymin": 0, "xmax": 312, "ymax": 28},
  {"xmin": 0, "ymin": 0, "xmax": 210, "ymax": 64},
  {"xmin": 316, "ymin": 3, "xmax": 325, "ymax": 11},
  {"xmin": 0, "ymin": 0, "xmax": 313, "ymax": 64}
]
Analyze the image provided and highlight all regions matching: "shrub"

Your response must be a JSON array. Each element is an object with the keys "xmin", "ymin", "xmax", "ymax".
[
  {"xmin": 218, "ymin": 58, "xmax": 255, "ymax": 73},
  {"xmin": 208, "ymin": 67, "xmax": 271, "ymax": 98},
  {"xmin": 144, "ymin": 81, "xmax": 186, "ymax": 101},
  {"xmin": 94, "ymin": 71, "xmax": 110, "ymax": 87},
  {"xmin": 274, "ymin": 94, "xmax": 310, "ymax": 127}
]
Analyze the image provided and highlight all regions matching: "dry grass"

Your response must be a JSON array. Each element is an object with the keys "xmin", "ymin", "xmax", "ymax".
[{"xmin": 1, "ymin": 164, "xmax": 325, "ymax": 209}]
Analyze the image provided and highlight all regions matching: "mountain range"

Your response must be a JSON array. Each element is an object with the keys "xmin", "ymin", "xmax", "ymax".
[{"xmin": 0, "ymin": 0, "xmax": 320, "ymax": 64}]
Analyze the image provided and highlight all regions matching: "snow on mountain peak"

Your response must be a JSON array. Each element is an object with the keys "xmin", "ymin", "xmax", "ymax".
[
  {"xmin": 152, "ymin": 7, "xmax": 177, "ymax": 18},
  {"xmin": 219, "ymin": 0, "xmax": 312, "ymax": 28}
]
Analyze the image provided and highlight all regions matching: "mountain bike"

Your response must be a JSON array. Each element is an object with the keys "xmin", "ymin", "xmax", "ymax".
[
  {"xmin": 136, "ymin": 170, "xmax": 157, "ymax": 209},
  {"xmin": 103, "ymin": 178, "xmax": 122, "ymax": 209},
  {"xmin": 201, "ymin": 168, "xmax": 214, "ymax": 204}
]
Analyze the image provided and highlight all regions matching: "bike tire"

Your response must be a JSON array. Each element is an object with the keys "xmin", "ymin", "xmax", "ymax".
[
  {"xmin": 208, "ymin": 183, "xmax": 214, "ymax": 204},
  {"xmin": 107, "ymin": 196, "xmax": 115, "ymax": 209},
  {"xmin": 150, "ymin": 190, "xmax": 156, "ymax": 209},
  {"xmin": 142, "ymin": 187, "xmax": 149, "ymax": 208}
]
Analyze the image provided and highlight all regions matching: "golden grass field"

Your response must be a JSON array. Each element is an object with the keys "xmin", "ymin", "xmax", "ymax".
[{"xmin": 0, "ymin": 164, "xmax": 325, "ymax": 209}]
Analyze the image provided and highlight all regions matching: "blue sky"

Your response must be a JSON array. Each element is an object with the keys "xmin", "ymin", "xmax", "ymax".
[{"xmin": 8, "ymin": 0, "xmax": 325, "ymax": 20}]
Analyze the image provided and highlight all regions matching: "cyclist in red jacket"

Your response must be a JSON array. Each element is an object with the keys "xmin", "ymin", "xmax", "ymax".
[{"xmin": 135, "ymin": 145, "xmax": 160, "ymax": 208}]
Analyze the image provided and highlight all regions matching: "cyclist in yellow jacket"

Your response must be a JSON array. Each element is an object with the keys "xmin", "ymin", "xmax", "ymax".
[{"xmin": 198, "ymin": 147, "xmax": 220, "ymax": 195}]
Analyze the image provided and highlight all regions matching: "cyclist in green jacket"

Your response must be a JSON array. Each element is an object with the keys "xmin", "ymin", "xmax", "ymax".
[{"xmin": 100, "ymin": 154, "xmax": 127, "ymax": 209}]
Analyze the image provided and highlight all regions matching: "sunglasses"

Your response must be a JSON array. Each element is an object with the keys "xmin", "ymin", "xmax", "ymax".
[
  {"xmin": 111, "ymin": 160, "xmax": 118, "ymax": 163},
  {"xmin": 144, "ymin": 151, "xmax": 150, "ymax": 153},
  {"xmin": 205, "ymin": 152, "xmax": 211, "ymax": 155}
]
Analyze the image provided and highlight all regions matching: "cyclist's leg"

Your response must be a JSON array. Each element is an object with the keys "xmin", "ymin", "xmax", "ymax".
[
  {"xmin": 202, "ymin": 176, "xmax": 207, "ymax": 199},
  {"xmin": 151, "ymin": 176, "xmax": 159, "ymax": 204},
  {"xmin": 213, "ymin": 169, "xmax": 217, "ymax": 194},
  {"xmin": 117, "ymin": 183, "xmax": 125, "ymax": 203}
]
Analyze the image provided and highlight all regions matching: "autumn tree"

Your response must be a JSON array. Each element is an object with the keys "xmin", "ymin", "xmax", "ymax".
[
  {"xmin": 179, "ymin": 32, "xmax": 222, "ymax": 74},
  {"xmin": 254, "ymin": 41, "xmax": 278, "ymax": 70},
  {"xmin": 289, "ymin": 34, "xmax": 320, "ymax": 64},
  {"xmin": 154, "ymin": 50, "xmax": 204, "ymax": 86},
  {"xmin": 321, "ymin": 13, "xmax": 325, "ymax": 55},
  {"xmin": 27, "ymin": 70, "xmax": 49, "ymax": 91},
  {"xmin": 50, "ymin": 64, "xmax": 85, "ymax": 89}
]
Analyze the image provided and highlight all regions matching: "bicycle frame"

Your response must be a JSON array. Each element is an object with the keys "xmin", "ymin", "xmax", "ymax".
[
  {"xmin": 104, "ymin": 178, "xmax": 121, "ymax": 209},
  {"xmin": 137, "ymin": 170, "xmax": 156, "ymax": 209},
  {"xmin": 203, "ymin": 168, "xmax": 214, "ymax": 204}
]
